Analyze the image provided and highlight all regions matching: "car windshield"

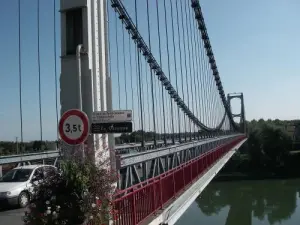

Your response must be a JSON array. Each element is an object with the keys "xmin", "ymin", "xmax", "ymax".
[{"xmin": 0, "ymin": 169, "xmax": 33, "ymax": 182}]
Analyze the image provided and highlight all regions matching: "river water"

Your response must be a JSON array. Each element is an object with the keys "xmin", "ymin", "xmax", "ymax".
[{"xmin": 176, "ymin": 179, "xmax": 300, "ymax": 225}]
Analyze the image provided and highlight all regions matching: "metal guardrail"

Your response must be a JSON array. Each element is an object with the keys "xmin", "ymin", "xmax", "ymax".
[
  {"xmin": 0, "ymin": 150, "xmax": 61, "ymax": 165},
  {"xmin": 112, "ymin": 136, "xmax": 247, "ymax": 225},
  {"xmin": 0, "ymin": 139, "xmax": 183, "ymax": 165},
  {"xmin": 120, "ymin": 135, "xmax": 240, "ymax": 167},
  {"xmin": 0, "ymin": 135, "xmax": 235, "ymax": 165}
]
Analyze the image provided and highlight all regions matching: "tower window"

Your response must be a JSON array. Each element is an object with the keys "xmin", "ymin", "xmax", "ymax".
[{"xmin": 66, "ymin": 8, "xmax": 83, "ymax": 55}]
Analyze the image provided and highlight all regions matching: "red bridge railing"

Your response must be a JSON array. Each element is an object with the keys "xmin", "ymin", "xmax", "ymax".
[{"xmin": 112, "ymin": 135, "xmax": 246, "ymax": 225}]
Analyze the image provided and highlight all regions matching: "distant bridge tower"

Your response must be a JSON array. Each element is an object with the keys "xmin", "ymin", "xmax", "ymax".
[
  {"xmin": 59, "ymin": 0, "xmax": 115, "ymax": 167},
  {"xmin": 227, "ymin": 93, "xmax": 246, "ymax": 133}
]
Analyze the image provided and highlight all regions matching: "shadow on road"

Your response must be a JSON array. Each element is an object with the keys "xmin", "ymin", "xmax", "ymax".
[
  {"xmin": 0, "ymin": 206, "xmax": 24, "ymax": 225},
  {"xmin": 0, "ymin": 205, "xmax": 21, "ymax": 212}
]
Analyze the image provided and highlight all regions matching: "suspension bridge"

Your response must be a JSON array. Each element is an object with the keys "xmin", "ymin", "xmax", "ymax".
[{"xmin": 0, "ymin": 0, "xmax": 247, "ymax": 224}]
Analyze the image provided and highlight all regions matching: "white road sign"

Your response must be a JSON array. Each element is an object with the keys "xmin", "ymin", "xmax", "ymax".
[
  {"xmin": 58, "ymin": 109, "xmax": 89, "ymax": 146},
  {"xmin": 92, "ymin": 110, "xmax": 132, "ymax": 123}
]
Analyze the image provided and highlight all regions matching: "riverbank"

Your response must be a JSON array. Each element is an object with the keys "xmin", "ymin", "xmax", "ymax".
[
  {"xmin": 213, "ymin": 151, "xmax": 300, "ymax": 182},
  {"xmin": 214, "ymin": 172, "xmax": 300, "ymax": 182}
]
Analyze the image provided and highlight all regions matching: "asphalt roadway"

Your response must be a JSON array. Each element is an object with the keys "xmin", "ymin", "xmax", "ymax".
[{"xmin": 0, "ymin": 207, "xmax": 24, "ymax": 225}]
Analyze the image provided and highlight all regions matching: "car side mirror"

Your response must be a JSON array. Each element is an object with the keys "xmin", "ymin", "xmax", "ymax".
[{"xmin": 31, "ymin": 176, "xmax": 38, "ymax": 182}]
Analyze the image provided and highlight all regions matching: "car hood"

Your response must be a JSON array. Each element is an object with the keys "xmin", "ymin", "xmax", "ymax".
[{"xmin": 0, "ymin": 182, "xmax": 26, "ymax": 192}]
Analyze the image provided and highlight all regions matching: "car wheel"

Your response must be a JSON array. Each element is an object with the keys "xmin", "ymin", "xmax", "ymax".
[{"xmin": 18, "ymin": 192, "xmax": 29, "ymax": 208}]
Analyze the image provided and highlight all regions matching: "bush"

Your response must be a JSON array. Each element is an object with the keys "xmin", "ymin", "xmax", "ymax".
[{"xmin": 23, "ymin": 149, "xmax": 118, "ymax": 225}]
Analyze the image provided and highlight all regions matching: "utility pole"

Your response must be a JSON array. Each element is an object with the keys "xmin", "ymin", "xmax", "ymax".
[{"xmin": 16, "ymin": 137, "xmax": 19, "ymax": 154}]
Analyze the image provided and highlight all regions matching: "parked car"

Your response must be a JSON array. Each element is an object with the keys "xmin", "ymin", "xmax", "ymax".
[{"xmin": 0, "ymin": 164, "xmax": 57, "ymax": 208}]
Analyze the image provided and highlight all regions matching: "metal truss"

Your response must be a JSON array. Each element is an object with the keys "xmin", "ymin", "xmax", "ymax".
[{"xmin": 118, "ymin": 134, "xmax": 242, "ymax": 189}]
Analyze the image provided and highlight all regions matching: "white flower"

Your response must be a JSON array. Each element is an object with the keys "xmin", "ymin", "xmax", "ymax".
[
  {"xmin": 46, "ymin": 201, "xmax": 50, "ymax": 205},
  {"xmin": 46, "ymin": 209, "xmax": 51, "ymax": 215},
  {"xmin": 56, "ymin": 205, "xmax": 61, "ymax": 209},
  {"xmin": 91, "ymin": 203, "xmax": 96, "ymax": 208},
  {"xmin": 95, "ymin": 196, "xmax": 99, "ymax": 200},
  {"xmin": 52, "ymin": 211, "xmax": 58, "ymax": 219},
  {"xmin": 47, "ymin": 207, "xmax": 51, "ymax": 210},
  {"xmin": 89, "ymin": 215, "xmax": 93, "ymax": 219}
]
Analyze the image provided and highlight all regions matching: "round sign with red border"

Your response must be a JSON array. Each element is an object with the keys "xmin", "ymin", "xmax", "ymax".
[{"xmin": 58, "ymin": 109, "xmax": 89, "ymax": 146}]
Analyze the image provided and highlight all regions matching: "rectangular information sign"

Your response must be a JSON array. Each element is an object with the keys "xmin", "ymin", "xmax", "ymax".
[
  {"xmin": 92, "ymin": 110, "xmax": 132, "ymax": 123},
  {"xmin": 91, "ymin": 122, "xmax": 133, "ymax": 134}
]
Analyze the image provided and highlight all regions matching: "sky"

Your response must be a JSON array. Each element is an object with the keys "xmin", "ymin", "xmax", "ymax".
[{"xmin": 0, "ymin": 0, "xmax": 299, "ymax": 141}]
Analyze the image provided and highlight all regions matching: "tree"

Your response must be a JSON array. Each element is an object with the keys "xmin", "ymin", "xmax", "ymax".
[
  {"xmin": 246, "ymin": 120, "xmax": 292, "ymax": 171},
  {"xmin": 247, "ymin": 128, "xmax": 264, "ymax": 169},
  {"xmin": 260, "ymin": 125, "xmax": 291, "ymax": 168}
]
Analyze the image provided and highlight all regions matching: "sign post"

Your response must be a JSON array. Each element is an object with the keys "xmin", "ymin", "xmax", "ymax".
[
  {"xmin": 58, "ymin": 109, "xmax": 89, "ymax": 148},
  {"xmin": 91, "ymin": 110, "xmax": 133, "ymax": 134}
]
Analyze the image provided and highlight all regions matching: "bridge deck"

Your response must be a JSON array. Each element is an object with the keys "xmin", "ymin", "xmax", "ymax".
[
  {"xmin": 148, "ymin": 138, "xmax": 247, "ymax": 225},
  {"xmin": 112, "ymin": 136, "xmax": 246, "ymax": 225}
]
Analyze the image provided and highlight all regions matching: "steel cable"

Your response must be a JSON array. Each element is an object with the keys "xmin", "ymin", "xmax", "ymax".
[
  {"xmin": 37, "ymin": 0, "xmax": 43, "ymax": 147},
  {"xmin": 135, "ymin": 0, "xmax": 145, "ymax": 146},
  {"xmin": 163, "ymin": 0, "xmax": 175, "ymax": 143},
  {"xmin": 155, "ymin": 0, "xmax": 167, "ymax": 144},
  {"xmin": 18, "ymin": 0, "xmax": 23, "ymax": 152},
  {"xmin": 146, "ymin": 0, "xmax": 157, "ymax": 145},
  {"xmin": 175, "ymin": 0, "xmax": 187, "ymax": 141},
  {"xmin": 169, "ymin": 0, "xmax": 181, "ymax": 142},
  {"xmin": 115, "ymin": 12, "xmax": 121, "ymax": 109}
]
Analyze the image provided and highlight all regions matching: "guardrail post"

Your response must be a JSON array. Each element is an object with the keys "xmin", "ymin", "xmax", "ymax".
[
  {"xmin": 172, "ymin": 171, "xmax": 176, "ymax": 198},
  {"xmin": 196, "ymin": 156, "xmax": 199, "ymax": 176},
  {"xmin": 159, "ymin": 177, "xmax": 163, "ymax": 208},
  {"xmin": 182, "ymin": 164, "xmax": 186, "ymax": 188},
  {"xmin": 190, "ymin": 162, "xmax": 192, "ymax": 182},
  {"xmin": 152, "ymin": 182, "xmax": 156, "ymax": 212},
  {"xmin": 132, "ymin": 194, "xmax": 137, "ymax": 225}
]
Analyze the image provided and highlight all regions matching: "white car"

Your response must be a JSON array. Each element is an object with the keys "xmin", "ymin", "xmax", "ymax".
[{"xmin": 0, "ymin": 164, "xmax": 57, "ymax": 208}]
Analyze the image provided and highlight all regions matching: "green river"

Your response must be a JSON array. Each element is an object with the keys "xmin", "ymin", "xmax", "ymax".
[{"xmin": 176, "ymin": 179, "xmax": 300, "ymax": 225}]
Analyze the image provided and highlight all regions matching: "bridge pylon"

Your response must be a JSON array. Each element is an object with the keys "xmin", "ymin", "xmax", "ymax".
[
  {"xmin": 227, "ymin": 93, "xmax": 246, "ymax": 133},
  {"xmin": 59, "ymin": 0, "xmax": 115, "ymax": 168}
]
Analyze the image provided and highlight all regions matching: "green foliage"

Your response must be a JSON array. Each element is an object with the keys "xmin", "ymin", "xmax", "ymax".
[
  {"xmin": 0, "ymin": 140, "xmax": 57, "ymax": 156},
  {"xmin": 248, "ymin": 124, "xmax": 292, "ymax": 169},
  {"xmin": 23, "ymin": 159, "xmax": 117, "ymax": 225},
  {"xmin": 224, "ymin": 119, "xmax": 299, "ymax": 175}
]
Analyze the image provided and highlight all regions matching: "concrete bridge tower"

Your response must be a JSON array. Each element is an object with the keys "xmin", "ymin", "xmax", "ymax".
[{"xmin": 59, "ymin": 0, "xmax": 115, "ymax": 167}]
